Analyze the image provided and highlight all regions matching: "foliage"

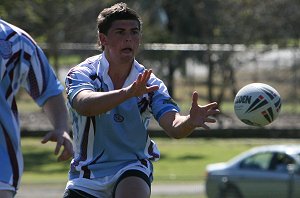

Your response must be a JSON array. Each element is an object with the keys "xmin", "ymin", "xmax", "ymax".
[
  {"xmin": 2, "ymin": 0, "xmax": 299, "ymax": 46},
  {"xmin": 2, "ymin": 0, "xmax": 300, "ymax": 103}
]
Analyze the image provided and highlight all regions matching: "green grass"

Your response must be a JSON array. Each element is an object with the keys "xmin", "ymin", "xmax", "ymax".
[
  {"xmin": 20, "ymin": 137, "xmax": 300, "ymax": 198},
  {"xmin": 152, "ymin": 138, "xmax": 263, "ymax": 182},
  {"xmin": 21, "ymin": 137, "xmax": 300, "ymax": 184},
  {"xmin": 21, "ymin": 137, "xmax": 70, "ymax": 184}
]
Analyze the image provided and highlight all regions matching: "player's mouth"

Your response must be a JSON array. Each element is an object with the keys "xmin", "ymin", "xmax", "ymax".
[{"xmin": 121, "ymin": 48, "xmax": 133, "ymax": 53}]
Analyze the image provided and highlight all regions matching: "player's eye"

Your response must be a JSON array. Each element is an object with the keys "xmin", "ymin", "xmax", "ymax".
[
  {"xmin": 131, "ymin": 29, "xmax": 140, "ymax": 35},
  {"xmin": 115, "ymin": 30, "xmax": 124, "ymax": 35}
]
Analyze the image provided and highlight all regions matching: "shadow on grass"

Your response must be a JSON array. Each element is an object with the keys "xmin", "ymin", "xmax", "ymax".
[
  {"xmin": 23, "ymin": 149, "xmax": 69, "ymax": 174},
  {"xmin": 179, "ymin": 154, "xmax": 204, "ymax": 160},
  {"xmin": 160, "ymin": 153, "xmax": 205, "ymax": 160}
]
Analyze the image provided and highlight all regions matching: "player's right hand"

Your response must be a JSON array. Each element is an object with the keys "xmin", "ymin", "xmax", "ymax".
[{"xmin": 125, "ymin": 69, "xmax": 159, "ymax": 98}]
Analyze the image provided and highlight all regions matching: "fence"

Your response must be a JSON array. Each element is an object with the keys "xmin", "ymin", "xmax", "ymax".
[{"xmin": 41, "ymin": 43, "xmax": 300, "ymax": 130}]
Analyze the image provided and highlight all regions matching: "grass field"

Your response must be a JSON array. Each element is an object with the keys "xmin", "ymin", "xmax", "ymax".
[
  {"xmin": 21, "ymin": 137, "xmax": 300, "ymax": 183},
  {"xmin": 19, "ymin": 137, "xmax": 300, "ymax": 197}
]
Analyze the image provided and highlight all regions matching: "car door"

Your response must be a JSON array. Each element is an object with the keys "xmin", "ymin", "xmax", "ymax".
[
  {"xmin": 290, "ymin": 154, "xmax": 300, "ymax": 198},
  {"xmin": 234, "ymin": 151, "xmax": 290, "ymax": 198},
  {"xmin": 287, "ymin": 165, "xmax": 300, "ymax": 198}
]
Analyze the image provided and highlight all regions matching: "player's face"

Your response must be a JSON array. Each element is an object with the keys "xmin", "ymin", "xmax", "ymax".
[{"xmin": 101, "ymin": 20, "xmax": 141, "ymax": 63}]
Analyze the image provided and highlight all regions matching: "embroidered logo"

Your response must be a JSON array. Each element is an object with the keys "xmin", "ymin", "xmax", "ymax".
[
  {"xmin": 0, "ymin": 40, "xmax": 12, "ymax": 59},
  {"xmin": 114, "ymin": 113, "xmax": 124, "ymax": 122}
]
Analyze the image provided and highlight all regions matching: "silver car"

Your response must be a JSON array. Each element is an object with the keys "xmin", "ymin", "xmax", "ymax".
[{"xmin": 205, "ymin": 145, "xmax": 300, "ymax": 198}]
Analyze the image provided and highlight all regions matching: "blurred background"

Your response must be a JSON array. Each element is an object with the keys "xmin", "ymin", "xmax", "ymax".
[
  {"xmin": 1, "ymin": 0, "xmax": 300, "ymax": 131},
  {"xmin": 2, "ymin": 0, "xmax": 300, "ymax": 133}
]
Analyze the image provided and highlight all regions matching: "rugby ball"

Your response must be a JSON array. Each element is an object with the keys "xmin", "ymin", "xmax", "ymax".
[{"xmin": 234, "ymin": 83, "xmax": 281, "ymax": 127}]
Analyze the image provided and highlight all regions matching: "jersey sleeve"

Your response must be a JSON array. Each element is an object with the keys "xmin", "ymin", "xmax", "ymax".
[
  {"xmin": 65, "ymin": 64, "xmax": 97, "ymax": 107},
  {"xmin": 149, "ymin": 74, "xmax": 180, "ymax": 121},
  {"xmin": 23, "ymin": 44, "xmax": 63, "ymax": 107}
]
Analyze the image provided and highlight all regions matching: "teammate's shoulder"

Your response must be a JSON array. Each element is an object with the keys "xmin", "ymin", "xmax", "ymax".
[{"xmin": 2, "ymin": 20, "xmax": 36, "ymax": 44}]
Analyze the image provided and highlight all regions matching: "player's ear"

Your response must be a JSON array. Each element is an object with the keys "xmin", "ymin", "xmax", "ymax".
[{"xmin": 99, "ymin": 33, "xmax": 107, "ymax": 46}]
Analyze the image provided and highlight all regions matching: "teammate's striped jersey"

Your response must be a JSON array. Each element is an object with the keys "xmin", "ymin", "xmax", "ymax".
[
  {"xmin": 65, "ymin": 53, "xmax": 180, "ymax": 179},
  {"xmin": 0, "ymin": 19, "xmax": 64, "ymax": 190}
]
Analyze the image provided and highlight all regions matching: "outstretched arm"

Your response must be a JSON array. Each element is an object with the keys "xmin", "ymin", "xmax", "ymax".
[
  {"xmin": 73, "ymin": 69, "xmax": 159, "ymax": 116},
  {"xmin": 41, "ymin": 93, "xmax": 73, "ymax": 161},
  {"xmin": 159, "ymin": 91, "xmax": 220, "ymax": 139}
]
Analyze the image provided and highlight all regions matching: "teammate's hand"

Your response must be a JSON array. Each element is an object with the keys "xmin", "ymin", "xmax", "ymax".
[
  {"xmin": 41, "ymin": 130, "xmax": 73, "ymax": 161},
  {"xmin": 188, "ymin": 91, "xmax": 220, "ymax": 129}
]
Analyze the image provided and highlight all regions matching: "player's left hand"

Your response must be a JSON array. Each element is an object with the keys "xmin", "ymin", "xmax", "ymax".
[
  {"xmin": 189, "ymin": 91, "xmax": 220, "ymax": 129},
  {"xmin": 41, "ymin": 130, "xmax": 73, "ymax": 161}
]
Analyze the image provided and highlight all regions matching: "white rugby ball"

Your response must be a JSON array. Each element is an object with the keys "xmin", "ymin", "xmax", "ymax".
[{"xmin": 234, "ymin": 83, "xmax": 281, "ymax": 127}]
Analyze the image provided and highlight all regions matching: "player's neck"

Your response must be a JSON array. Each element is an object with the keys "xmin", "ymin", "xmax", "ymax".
[
  {"xmin": 105, "ymin": 53, "xmax": 133, "ymax": 71},
  {"xmin": 108, "ymin": 63, "xmax": 132, "ymax": 90}
]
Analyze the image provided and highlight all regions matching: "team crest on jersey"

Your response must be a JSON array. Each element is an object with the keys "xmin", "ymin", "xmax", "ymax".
[
  {"xmin": 114, "ymin": 113, "xmax": 124, "ymax": 122},
  {"xmin": 0, "ymin": 40, "xmax": 12, "ymax": 59}
]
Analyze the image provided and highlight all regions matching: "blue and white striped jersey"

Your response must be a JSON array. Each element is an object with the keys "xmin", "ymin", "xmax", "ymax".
[
  {"xmin": 0, "ymin": 19, "xmax": 64, "ymax": 190},
  {"xmin": 65, "ymin": 53, "xmax": 180, "ymax": 179}
]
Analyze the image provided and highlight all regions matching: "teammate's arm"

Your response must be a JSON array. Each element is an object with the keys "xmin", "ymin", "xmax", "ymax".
[{"xmin": 41, "ymin": 93, "xmax": 73, "ymax": 161}]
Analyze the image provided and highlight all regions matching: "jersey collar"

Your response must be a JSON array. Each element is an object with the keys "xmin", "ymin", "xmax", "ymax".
[{"xmin": 99, "ymin": 52, "xmax": 145, "ymax": 90}]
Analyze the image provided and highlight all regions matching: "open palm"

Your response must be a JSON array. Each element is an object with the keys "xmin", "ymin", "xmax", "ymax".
[{"xmin": 189, "ymin": 91, "xmax": 220, "ymax": 129}]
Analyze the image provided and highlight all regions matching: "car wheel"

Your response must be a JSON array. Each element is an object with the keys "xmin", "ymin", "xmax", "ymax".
[{"xmin": 221, "ymin": 186, "xmax": 242, "ymax": 198}]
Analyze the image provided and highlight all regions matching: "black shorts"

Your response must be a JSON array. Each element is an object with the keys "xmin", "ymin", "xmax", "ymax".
[{"xmin": 63, "ymin": 169, "xmax": 151, "ymax": 198}]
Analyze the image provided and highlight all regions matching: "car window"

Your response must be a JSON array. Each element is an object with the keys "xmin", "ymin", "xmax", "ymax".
[
  {"xmin": 240, "ymin": 152, "xmax": 273, "ymax": 171},
  {"xmin": 269, "ymin": 152, "xmax": 295, "ymax": 173}
]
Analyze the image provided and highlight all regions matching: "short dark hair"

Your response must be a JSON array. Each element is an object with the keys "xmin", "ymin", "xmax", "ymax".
[{"xmin": 97, "ymin": 2, "xmax": 142, "ymax": 50}]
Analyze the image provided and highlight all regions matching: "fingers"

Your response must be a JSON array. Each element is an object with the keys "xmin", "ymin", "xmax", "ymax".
[
  {"xmin": 58, "ymin": 138, "xmax": 73, "ymax": 161},
  {"xmin": 142, "ymin": 69, "xmax": 159, "ymax": 92},
  {"xmin": 205, "ymin": 117, "xmax": 217, "ymax": 123},
  {"xmin": 189, "ymin": 91, "xmax": 220, "ymax": 130},
  {"xmin": 136, "ymin": 73, "xmax": 142, "ymax": 83},
  {"xmin": 54, "ymin": 138, "xmax": 63, "ymax": 155},
  {"xmin": 58, "ymin": 150, "xmax": 68, "ymax": 162},
  {"xmin": 57, "ymin": 145, "xmax": 73, "ymax": 161},
  {"xmin": 41, "ymin": 131, "xmax": 73, "ymax": 161},
  {"xmin": 200, "ymin": 123, "xmax": 210, "ymax": 130},
  {"xmin": 41, "ymin": 132, "xmax": 52, "ymax": 144},
  {"xmin": 204, "ymin": 102, "xmax": 220, "ymax": 116},
  {"xmin": 141, "ymin": 69, "xmax": 150, "ymax": 82},
  {"xmin": 137, "ymin": 69, "xmax": 152, "ymax": 84},
  {"xmin": 192, "ymin": 91, "xmax": 199, "ymax": 107},
  {"xmin": 41, "ymin": 131, "xmax": 62, "ymax": 155},
  {"xmin": 56, "ymin": 133, "xmax": 73, "ymax": 161},
  {"xmin": 204, "ymin": 101, "xmax": 219, "ymax": 109},
  {"xmin": 192, "ymin": 92, "xmax": 219, "ymax": 114},
  {"xmin": 147, "ymin": 85, "xmax": 159, "ymax": 92},
  {"xmin": 131, "ymin": 69, "xmax": 158, "ymax": 97}
]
